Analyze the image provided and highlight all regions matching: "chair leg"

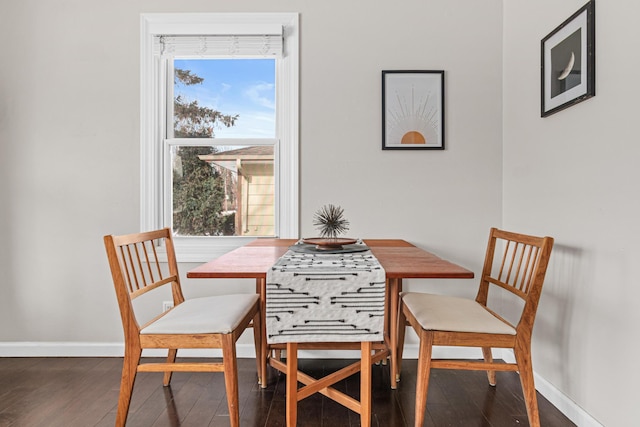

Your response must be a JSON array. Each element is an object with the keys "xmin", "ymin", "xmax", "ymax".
[
  {"xmin": 414, "ymin": 330, "xmax": 433, "ymax": 427},
  {"xmin": 116, "ymin": 346, "xmax": 141, "ymax": 427},
  {"xmin": 514, "ymin": 342, "xmax": 541, "ymax": 427},
  {"xmin": 163, "ymin": 348, "xmax": 177, "ymax": 386},
  {"xmin": 222, "ymin": 334, "xmax": 240, "ymax": 427},
  {"xmin": 481, "ymin": 346, "xmax": 496, "ymax": 386}
]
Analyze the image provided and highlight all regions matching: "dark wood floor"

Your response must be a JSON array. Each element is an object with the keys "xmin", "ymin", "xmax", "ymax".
[{"xmin": 0, "ymin": 357, "xmax": 575, "ymax": 427}]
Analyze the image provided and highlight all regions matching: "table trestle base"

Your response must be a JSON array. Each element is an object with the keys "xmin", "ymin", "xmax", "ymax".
[{"xmin": 270, "ymin": 341, "xmax": 381, "ymax": 427}]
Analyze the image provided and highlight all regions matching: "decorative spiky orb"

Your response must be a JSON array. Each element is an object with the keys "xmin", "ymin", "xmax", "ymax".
[{"xmin": 313, "ymin": 204, "xmax": 350, "ymax": 239}]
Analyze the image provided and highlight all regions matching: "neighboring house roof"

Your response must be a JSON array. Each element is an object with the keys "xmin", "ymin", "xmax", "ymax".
[{"xmin": 198, "ymin": 145, "xmax": 274, "ymax": 162}]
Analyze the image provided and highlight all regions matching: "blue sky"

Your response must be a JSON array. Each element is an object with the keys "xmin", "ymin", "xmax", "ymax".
[{"xmin": 174, "ymin": 58, "xmax": 275, "ymax": 138}]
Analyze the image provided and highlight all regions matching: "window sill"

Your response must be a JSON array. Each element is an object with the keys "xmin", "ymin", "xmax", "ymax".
[{"xmin": 157, "ymin": 236, "xmax": 261, "ymax": 263}]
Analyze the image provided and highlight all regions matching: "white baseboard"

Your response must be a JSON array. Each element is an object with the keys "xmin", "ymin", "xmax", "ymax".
[
  {"xmin": 0, "ymin": 342, "xmax": 601, "ymax": 427},
  {"xmin": 0, "ymin": 341, "xmax": 250, "ymax": 358},
  {"xmin": 0, "ymin": 341, "xmax": 484, "ymax": 359},
  {"xmin": 500, "ymin": 350, "xmax": 603, "ymax": 427}
]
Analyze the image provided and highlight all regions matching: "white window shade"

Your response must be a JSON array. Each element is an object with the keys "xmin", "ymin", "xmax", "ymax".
[{"xmin": 154, "ymin": 32, "xmax": 283, "ymax": 57}]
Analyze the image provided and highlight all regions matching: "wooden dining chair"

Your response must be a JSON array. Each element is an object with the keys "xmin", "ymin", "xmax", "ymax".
[
  {"xmin": 397, "ymin": 228, "xmax": 554, "ymax": 427},
  {"xmin": 104, "ymin": 228, "xmax": 262, "ymax": 427}
]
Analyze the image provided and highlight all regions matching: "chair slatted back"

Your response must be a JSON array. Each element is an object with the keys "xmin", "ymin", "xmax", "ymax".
[
  {"xmin": 118, "ymin": 234, "xmax": 170, "ymax": 299},
  {"xmin": 104, "ymin": 228, "xmax": 185, "ymax": 333},
  {"xmin": 477, "ymin": 228, "xmax": 554, "ymax": 334}
]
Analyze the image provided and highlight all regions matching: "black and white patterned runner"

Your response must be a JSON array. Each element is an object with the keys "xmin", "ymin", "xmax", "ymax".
[{"xmin": 266, "ymin": 241, "xmax": 386, "ymax": 344}]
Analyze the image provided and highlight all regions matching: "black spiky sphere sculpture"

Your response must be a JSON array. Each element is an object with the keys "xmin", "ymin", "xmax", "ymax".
[{"xmin": 313, "ymin": 204, "xmax": 350, "ymax": 239}]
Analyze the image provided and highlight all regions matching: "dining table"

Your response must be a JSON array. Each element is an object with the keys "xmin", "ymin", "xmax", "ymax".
[{"xmin": 187, "ymin": 238, "xmax": 474, "ymax": 426}]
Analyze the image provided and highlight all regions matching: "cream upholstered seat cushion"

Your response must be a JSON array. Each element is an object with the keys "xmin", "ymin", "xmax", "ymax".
[
  {"xmin": 401, "ymin": 292, "xmax": 516, "ymax": 335},
  {"xmin": 141, "ymin": 294, "xmax": 259, "ymax": 335}
]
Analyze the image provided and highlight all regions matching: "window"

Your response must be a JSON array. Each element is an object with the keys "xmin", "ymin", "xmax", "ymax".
[
  {"xmin": 169, "ymin": 58, "xmax": 276, "ymax": 237},
  {"xmin": 140, "ymin": 13, "xmax": 299, "ymax": 261}
]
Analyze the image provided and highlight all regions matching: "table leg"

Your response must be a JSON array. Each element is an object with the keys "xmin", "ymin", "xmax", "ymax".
[
  {"xmin": 389, "ymin": 278, "xmax": 403, "ymax": 389},
  {"xmin": 256, "ymin": 278, "xmax": 268, "ymax": 388},
  {"xmin": 381, "ymin": 281, "xmax": 389, "ymax": 367},
  {"xmin": 286, "ymin": 342, "xmax": 298, "ymax": 427},
  {"xmin": 360, "ymin": 341, "xmax": 372, "ymax": 427},
  {"xmin": 396, "ymin": 283, "xmax": 407, "ymax": 384}
]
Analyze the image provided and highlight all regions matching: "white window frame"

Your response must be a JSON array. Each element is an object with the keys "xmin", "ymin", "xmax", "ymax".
[{"xmin": 140, "ymin": 13, "xmax": 299, "ymax": 262}]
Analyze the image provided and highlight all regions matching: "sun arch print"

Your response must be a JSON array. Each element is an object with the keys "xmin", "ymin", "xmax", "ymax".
[
  {"xmin": 383, "ymin": 71, "xmax": 443, "ymax": 149},
  {"xmin": 390, "ymin": 84, "xmax": 438, "ymax": 145}
]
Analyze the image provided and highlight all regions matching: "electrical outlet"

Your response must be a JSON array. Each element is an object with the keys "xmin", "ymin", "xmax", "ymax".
[{"xmin": 162, "ymin": 301, "xmax": 174, "ymax": 312}]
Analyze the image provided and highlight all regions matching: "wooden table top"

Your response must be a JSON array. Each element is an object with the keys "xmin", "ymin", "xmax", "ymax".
[{"xmin": 187, "ymin": 238, "xmax": 474, "ymax": 280}]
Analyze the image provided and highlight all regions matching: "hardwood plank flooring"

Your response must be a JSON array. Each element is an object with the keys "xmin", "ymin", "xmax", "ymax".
[{"xmin": 0, "ymin": 357, "xmax": 575, "ymax": 427}]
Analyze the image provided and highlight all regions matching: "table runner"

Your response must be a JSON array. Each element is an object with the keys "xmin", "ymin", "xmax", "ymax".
[{"xmin": 266, "ymin": 241, "xmax": 386, "ymax": 344}]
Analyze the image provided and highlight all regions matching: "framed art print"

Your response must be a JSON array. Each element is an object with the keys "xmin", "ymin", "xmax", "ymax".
[
  {"xmin": 541, "ymin": 0, "xmax": 595, "ymax": 117},
  {"xmin": 382, "ymin": 70, "xmax": 444, "ymax": 150}
]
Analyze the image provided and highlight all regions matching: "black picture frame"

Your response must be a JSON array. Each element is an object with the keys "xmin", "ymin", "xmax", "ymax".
[
  {"xmin": 541, "ymin": 0, "xmax": 595, "ymax": 117},
  {"xmin": 382, "ymin": 70, "xmax": 445, "ymax": 150}
]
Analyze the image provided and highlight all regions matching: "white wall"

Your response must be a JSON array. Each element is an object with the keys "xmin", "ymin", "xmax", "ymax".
[
  {"xmin": 0, "ymin": 0, "xmax": 502, "ymax": 342},
  {"xmin": 503, "ymin": 1, "xmax": 640, "ymax": 425}
]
